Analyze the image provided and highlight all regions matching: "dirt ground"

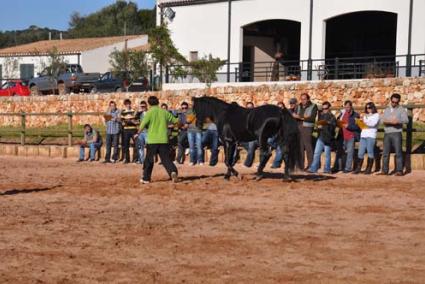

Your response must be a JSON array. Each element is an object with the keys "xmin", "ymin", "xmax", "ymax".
[{"xmin": 0, "ymin": 156, "xmax": 424, "ymax": 284}]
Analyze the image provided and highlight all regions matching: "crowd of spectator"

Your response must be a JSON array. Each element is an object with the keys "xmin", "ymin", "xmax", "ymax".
[{"xmin": 78, "ymin": 92, "xmax": 409, "ymax": 177}]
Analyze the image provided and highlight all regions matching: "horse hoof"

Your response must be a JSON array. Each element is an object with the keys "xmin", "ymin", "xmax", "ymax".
[
  {"xmin": 255, "ymin": 175, "xmax": 263, "ymax": 181},
  {"xmin": 224, "ymin": 175, "xmax": 231, "ymax": 181},
  {"xmin": 283, "ymin": 176, "xmax": 295, "ymax": 183}
]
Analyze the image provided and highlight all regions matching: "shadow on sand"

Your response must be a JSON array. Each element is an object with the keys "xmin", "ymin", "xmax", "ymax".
[
  {"xmin": 178, "ymin": 172, "xmax": 336, "ymax": 183},
  {"xmin": 179, "ymin": 173, "xmax": 226, "ymax": 182},
  {"xmin": 0, "ymin": 186, "xmax": 60, "ymax": 196}
]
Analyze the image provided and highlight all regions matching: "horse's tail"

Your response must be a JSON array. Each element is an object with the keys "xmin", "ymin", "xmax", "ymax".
[{"xmin": 279, "ymin": 109, "xmax": 300, "ymax": 171}]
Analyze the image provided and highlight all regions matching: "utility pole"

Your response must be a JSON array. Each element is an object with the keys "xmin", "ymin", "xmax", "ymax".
[
  {"xmin": 307, "ymin": 0, "xmax": 314, "ymax": 80},
  {"xmin": 226, "ymin": 0, "xmax": 232, "ymax": 82},
  {"xmin": 406, "ymin": 0, "xmax": 414, "ymax": 77},
  {"xmin": 159, "ymin": 3, "xmax": 164, "ymax": 88}
]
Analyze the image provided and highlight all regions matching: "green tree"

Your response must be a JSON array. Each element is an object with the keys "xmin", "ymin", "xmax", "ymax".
[
  {"xmin": 44, "ymin": 47, "xmax": 67, "ymax": 77},
  {"xmin": 139, "ymin": 8, "xmax": 156, "ymax": 32},
  {"xmin": 2, "ymin": 57, "xmax": 19, "ymax": 79},
  {"xmin": 109, "ymin": 48, "xmax": 149, "ymax": 87},
  {"xmin": 190, "ymin": 55, "xmax": 226, "ymax": 87},
  {"xmin": 68, "ymin": 1, "xmax": 155, "ymax": 38},
  {"xmin": 0, "ymin": 26, "xmax": 68, "ymax": 49},
  {"xmin": 40, "ymin": 47, "xmax": 67, "ymax": 95},
  {"xmin": 0, "ymin": 2, "xmax": 155, "ymax": 49},
  {"xmin": 148, "ymin": 24, "xmax": 187, "ymax": 89}
]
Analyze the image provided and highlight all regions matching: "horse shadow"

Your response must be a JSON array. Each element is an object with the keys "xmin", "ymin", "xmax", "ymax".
[
  {"xmin": 179, "ymin": 173, "xmax": 226, "ymax": 182},
  {"xmin": 0, "ymin": 186, "xmax": 57, "ymax": 196},
  {"xmin": 179, "ymin": 172, "xmax": 335, "ymax": 183},
  {"xmin": 259, "ymin": 172, "xmax": 336, "ymax": 182}
]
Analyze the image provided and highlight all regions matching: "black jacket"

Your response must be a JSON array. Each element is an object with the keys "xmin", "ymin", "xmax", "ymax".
[{"xmin": 318, "ymin": 112, "xmax": 337, "ymax": 145}]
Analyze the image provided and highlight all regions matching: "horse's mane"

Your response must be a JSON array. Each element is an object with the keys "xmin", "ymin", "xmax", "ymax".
[
  {"xmin": 192, "ymin": 96, "xmax": 230, "ymax": 108},
  {"xmin": 192, "ymin": 96, "xmax": 231, "ymax": 126}
]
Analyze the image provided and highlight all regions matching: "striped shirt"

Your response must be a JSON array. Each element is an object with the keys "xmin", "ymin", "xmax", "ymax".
[
  {"xmin": 121, "ymin": 108, "xmax": 138, "ymax": 130},
  {"xmin": 105, "ymin": 109, "xmax": 121, "ymax": 135}
]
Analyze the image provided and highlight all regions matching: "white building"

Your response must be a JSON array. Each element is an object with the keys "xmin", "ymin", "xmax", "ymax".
[
  {"xmin": 0, "ymin": 35, "xmax": 148, "ymax": 81},
  {"xmin": 158, "ymin": 0, "xmax": 425, "ymax": 82}
]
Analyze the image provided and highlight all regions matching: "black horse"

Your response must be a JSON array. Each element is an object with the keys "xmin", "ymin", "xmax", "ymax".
[{"xmin": 192, "ymin": 96, "xmax": 299, "ymax": 180}]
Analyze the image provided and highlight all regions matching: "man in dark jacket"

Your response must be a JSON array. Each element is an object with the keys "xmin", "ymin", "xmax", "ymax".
[
  {"xmin": 176, "ymin": 102, "xmax": 189, "ymax": 164},
  {"xmin": 337, "ymin": 100, "xmax": 361, "ymax": 173},
  {"xmin": 308, "ymin": 102, "xmax": 336, "ymax": 173}
]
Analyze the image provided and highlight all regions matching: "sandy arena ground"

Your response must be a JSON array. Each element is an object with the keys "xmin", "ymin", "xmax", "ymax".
[{"xmin": 0, "ymin": 156, "xmax": 424, "ymax": 283}]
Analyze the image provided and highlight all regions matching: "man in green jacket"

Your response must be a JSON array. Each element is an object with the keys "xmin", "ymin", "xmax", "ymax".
[{"xmin": 138, "ymin": 96, "xmax": 179, "ymax": 184}]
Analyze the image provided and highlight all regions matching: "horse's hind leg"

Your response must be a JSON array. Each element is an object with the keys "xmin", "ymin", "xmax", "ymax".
[
  {"xmin": 229, "ymin": 143, "xmax": 239, "ymax": 178},
  {"xmin": 282, "ymin": 150, "xmax": 292, "ymax": 181}
]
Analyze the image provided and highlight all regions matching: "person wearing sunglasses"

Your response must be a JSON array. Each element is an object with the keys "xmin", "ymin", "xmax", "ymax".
[
  {"xmin": 135, "ymin": 101, "xmax": 148, "ymax": 164},
  {"xmin": 379, "ymin": 93, "xmax": 409, "ymax": 176},
  {"xmin": 293, "ymin": 93, "xmax": 318, "ymax": 171},
  {"xmin": 308, "ymin": 101, "xmax": 336, "ymax": 174},
  {"xmin": 353, "ymin": 102, "xmax": 380, "ymax": 174}
]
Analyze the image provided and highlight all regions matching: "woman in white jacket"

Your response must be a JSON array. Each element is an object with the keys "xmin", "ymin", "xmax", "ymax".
[{"xmin": 353, "ymin": 102, "xmax": 380, "ymax": 174}]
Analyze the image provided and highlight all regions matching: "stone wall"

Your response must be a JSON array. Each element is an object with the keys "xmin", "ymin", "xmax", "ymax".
[{"xmin": 1, "ymin": 77, "xmax": 424, "ymax": 127}]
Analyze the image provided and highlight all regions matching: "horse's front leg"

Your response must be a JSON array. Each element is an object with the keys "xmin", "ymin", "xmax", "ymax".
[
  {"xmin": 223, "ymin": 142, "xmax": 232, "ymax": 180},
  {"xmin": 228, "ymin": 142, "xmax": 239, "ymax": 178}
]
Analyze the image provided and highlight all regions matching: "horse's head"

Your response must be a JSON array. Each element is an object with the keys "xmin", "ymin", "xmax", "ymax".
[{"xmin": 192, "ymin": 96, "xmax": 229, "ymax": 127}]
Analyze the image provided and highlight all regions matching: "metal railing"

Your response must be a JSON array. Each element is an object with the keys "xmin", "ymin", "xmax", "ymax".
[
  {"xmin": 420, "ymin": 60, "xmax": 425, "ymax": 77},
  {"xmin": 166, "ymin": 54, "xmax": 425, "ymax": 83}
]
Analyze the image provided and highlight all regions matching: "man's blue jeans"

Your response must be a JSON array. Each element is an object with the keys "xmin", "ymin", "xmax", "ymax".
[
  {"xmin": 382, "ymin": 132, "xmax": 403, "ymax": 173},
  {"xmin": 80, "ymin": 142, "xmax": 101, "ymax": 161},
  {"xmin": 137, "ymin": 132, "xmax": 148, "ymax": 164},
  {"xmin": 309, "ymin": 138, "xmax": 331, "ymax": 173},
  {"xmin": 241, "ymin": 141, "xmax": 257, "ymax": 167},
  {"xmin": 343, "ymin": 138, "xmax": 355, "ymax": 171},
  {"xmin": 267, "ymin": 136, "xmax": 283, "ymax": 168},
  {"xmin": 202, "ymin": 130, "xmax": 219, "ymax": 166},
  {"xmin": 188, "ymin": 131, "xmax": 203, "ymax": 164},
  {"xmin": 358, "ymin": 137, "xmax": 376, "ymax": 159}
]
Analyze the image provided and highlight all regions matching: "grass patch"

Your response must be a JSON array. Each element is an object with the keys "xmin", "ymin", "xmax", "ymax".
[{"xmin": 0, "ymin": 122, "xmax": 424, "ymax": 147}]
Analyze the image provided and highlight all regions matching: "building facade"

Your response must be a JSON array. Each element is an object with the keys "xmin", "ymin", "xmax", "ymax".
[
  {"xmin": 0, "ymin": 35, "xmax": 148, "ymax": 81},
  {"xmin": 158, "ymin": 0, "xmax": 425, "ymax": 82}
]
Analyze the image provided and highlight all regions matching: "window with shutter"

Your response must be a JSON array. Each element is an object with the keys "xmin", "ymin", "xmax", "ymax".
[{"xmin": 20, "ymin": 64, "xmax": 35, "ymax": 80}]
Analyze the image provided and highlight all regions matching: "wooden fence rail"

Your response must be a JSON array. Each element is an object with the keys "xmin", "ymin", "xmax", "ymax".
[{"xmin": 0, "ymin": 105, "xmax": 424, "ymax": 172}]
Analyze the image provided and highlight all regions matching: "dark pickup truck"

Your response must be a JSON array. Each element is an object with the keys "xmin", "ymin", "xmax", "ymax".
[
  {"xmin": 90, "ymin": 72, "xmax": 150, "ymax": 93},
  {"xmin": 28, "ymin": 64, "xmax": 100, "ymax": 95}
]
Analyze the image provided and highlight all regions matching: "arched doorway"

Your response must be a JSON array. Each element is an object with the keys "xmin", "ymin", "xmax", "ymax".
[
  {"xmin": 242, "ymin": 19, "xmax": 301, "ymax": 82},
  {"xmin": 325, "ymin": 11, "xmax": 397, "ymax": 79}
]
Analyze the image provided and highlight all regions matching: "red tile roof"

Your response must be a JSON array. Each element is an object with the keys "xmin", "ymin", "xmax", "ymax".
[{"xmin": 0, "ymin": 35, "xmax": 146, "ymax": 56}]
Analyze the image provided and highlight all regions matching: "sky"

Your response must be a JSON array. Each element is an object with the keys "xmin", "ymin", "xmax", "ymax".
[{"xmin": 0, "ymin": 0, "xmax": 156, "ymax": 31}]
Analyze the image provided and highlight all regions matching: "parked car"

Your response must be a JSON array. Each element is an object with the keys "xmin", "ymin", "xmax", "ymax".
[
  {"xmin": 28, "ymin": 64, "xmax": 100, "ymax": 96},
  {"xmin": 0, "ymin": 80, "xmax": 31, "ymax": 97},
  {"xmin": 90, "ymin": 71, "xmax": 150, "ymax": 93},
  {"xmin": 128, "ymin": 76, "xmax": 149, "ymax": 92},
  {"xmin": 90, "ymin": 72, "xmax": 124, "ymax": 93}
]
